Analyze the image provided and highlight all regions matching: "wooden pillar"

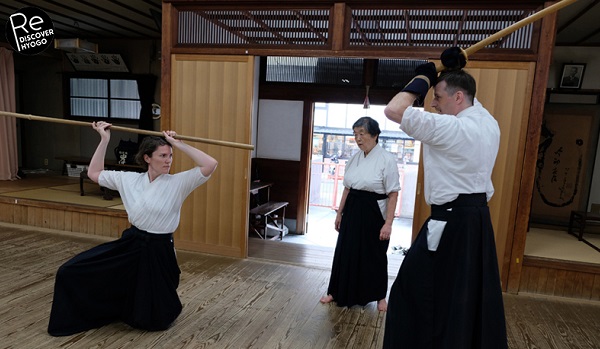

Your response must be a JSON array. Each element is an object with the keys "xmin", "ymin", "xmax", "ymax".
[{"xmin": 504, "ymin": 3, "xmax": 558, "ymax": 293}]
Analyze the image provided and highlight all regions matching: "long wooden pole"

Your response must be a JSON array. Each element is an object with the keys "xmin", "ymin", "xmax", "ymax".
[
  {"xmin": 0, "ymin": 111, "xmax": 255, "ymax": 150},
  {"xmin": 1, "ymin": 0, "xmax": 576, "ymax": 150},
  {"xmin": 436, "ymin": 0, "xmax": 578, "ymax": 72}
]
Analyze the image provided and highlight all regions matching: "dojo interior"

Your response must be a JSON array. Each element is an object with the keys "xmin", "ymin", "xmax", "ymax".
[{"xmin": 0, "ymin": 1, "xmax": 599, "ymax": 348}]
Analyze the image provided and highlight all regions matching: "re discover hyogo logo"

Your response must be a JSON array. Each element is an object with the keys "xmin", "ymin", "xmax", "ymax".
[{"xmin": 5, "ymin": 7, "xmax": 55, "ymax": 55}]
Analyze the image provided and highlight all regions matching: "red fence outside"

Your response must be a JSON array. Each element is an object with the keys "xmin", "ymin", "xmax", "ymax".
[{"xmin": 309, "ymin": 160, "xmax": 406, "ymax": 217}]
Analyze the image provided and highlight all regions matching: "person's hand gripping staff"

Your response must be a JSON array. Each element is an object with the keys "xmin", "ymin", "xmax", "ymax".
[
  {"xmin": 401, "ymin": 62, "xmax": 438, "ymax": 103},
  {"xmin": 399, "ymin": 45, "xmax": 468, "ymax": 104}
]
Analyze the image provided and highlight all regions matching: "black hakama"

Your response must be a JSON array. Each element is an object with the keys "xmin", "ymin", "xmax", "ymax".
[
  {"xmin": 326, "ymin": 188, "xmax": 390, "ymax": 307},
  {"xmin": 48, "ymin": 226, "xmax": 182, "ymax": 336},
  {"xmin": 383, "ymin": 193, "xmax": 507, "ymax": 349}
]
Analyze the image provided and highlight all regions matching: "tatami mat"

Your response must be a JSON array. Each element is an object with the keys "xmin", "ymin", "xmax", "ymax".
[
  {"xmin": 50, "ymin": 183, "xmax": 96, "ymax": 192},
  {"xmin": 525, "ymin": 228, "xmax": 600, "ymax": 264},
  {"xmin": 0, "ymin": 184, "xmax": 124, "ymax": 209}
]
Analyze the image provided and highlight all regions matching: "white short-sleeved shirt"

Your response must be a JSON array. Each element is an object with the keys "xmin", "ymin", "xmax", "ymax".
[
  {"xmin": 400, "ymin": 100, "xmax": 500, "ymax": 205},
  {"xmin": 343, "ymin": 144, "xmax": 401, "ymax": 219},
  {"xmin": 99, "ymin": 167, "xmax": 210, "ymax": 233}
]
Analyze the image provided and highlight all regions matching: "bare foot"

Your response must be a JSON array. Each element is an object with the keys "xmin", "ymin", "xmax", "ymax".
[
  {"xmin": 320, "ymin": 294, "xmax": 334, "ymax": 304},
  {"xmin": 377, "ymin": 299, "xmax": 387, "ymax": 312}
]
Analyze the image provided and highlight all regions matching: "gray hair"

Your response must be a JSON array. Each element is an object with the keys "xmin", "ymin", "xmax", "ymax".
[{"xmin": 352, "ymin": 116, "xmax": 381, "ymax": 143}]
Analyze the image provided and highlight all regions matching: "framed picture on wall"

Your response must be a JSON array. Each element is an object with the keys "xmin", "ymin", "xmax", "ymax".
[{"xmin": 559, "ymin": 63, "xmax": 585, "ymax": 89}]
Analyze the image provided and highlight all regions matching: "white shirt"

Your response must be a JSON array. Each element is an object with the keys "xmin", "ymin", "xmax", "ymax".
[
  {"xmin": 343, "ymin": 144, "xmax": 401, "ymax": 219},
  {"xmin": 401, "ymin": 100, "xmax": 500, "ymax": 205},
  {"xmin": 99, "ymin": 167, "xmax": 210, "ymax": 233}
]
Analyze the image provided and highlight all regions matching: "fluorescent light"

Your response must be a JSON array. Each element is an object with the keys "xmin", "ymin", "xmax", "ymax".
[{"xmin": 54, "ymin": 38, "xmax": 98, "ymax": 53}]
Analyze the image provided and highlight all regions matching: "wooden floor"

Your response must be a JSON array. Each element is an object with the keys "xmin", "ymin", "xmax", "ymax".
[
  {"xmin": 249, "ymin": 237, "xmax": 404, "ymax": 280},
  {"xmin": 1, "ymin": 223, "xmax": 599, "ymax": 349}
]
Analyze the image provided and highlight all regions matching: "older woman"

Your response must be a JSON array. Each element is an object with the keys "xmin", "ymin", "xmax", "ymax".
[
  {"xmin": 48, "ymin": 121, "xmax": 217, "ymax": 336},
  {"xmin": 320, "ymin": 116, "xmax": 400, "ymax": 311}
]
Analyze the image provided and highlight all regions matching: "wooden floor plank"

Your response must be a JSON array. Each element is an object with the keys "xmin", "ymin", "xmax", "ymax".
[
  {"xmin": 218, "ymin": 267, "xmax": 315, "ymax": 348},
  {"xmin": 1, "ymin": 224, "xmax": 599, "ymax": 349},
  {"xmin": 247, "ymin": 237, "xmax": 404, "ymax": 281}
]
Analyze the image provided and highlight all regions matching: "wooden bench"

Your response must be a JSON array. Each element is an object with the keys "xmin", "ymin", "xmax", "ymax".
[{"xmin": 249, "ymin": 201, "xmax": 289, "ymax": 240}]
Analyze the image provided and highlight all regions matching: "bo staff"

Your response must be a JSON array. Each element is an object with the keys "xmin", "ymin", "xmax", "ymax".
[
  {"xmin": 0, "ymin": 111, "xmax": 254, "ymax": 151},
  {"xmin": 436, "ymin": 0, "xmax": 578, "ymax": 72}
]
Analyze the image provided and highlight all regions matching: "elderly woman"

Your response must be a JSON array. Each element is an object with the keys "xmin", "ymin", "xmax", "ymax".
[
  {"xmin": 320, "ymin": 116, "xmax": 400, "ymax": 311},
  {"xmin": 48, "ymin": 121, "xmax": 217, "ymax": 336}
]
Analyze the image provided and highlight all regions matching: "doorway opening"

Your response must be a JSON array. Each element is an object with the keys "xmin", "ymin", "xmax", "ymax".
[{"xmin": 284, "ymin": 102, "xmax": 420, "ymax": 255}]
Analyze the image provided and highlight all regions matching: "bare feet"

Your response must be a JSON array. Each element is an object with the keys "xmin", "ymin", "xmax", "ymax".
[
  {"xmin": 320, "ymin": 294, "xmax": 334, "ymax": 304},
  {"xmin": 377, "ymin": 299, "xmax": 388, "ymax": 312}
]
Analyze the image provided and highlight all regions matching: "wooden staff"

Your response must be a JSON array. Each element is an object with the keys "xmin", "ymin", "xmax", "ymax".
[
  {"xmin": 436, "ymin": 0, "xmax": 578, "ymax": 72},
  {"xmin": 1, "ymin": 0, "xmax": 576, "ymax": 150},
  {"xmin": 0, "ymin": 111, "xmax": 254, "ymax": 150}
]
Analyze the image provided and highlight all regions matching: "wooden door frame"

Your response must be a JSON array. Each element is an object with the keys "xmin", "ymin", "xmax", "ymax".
[
  {"xmin": 503, "ymin": 7, "xmax": 557, "ymax": 293},
  {"xmin": 162, "ymin": 1, "xmax": 558, "ymax": 279}
]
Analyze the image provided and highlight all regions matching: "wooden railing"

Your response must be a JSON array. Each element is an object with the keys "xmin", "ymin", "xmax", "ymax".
[{"xmin": 309, "ymin": 161, "xmax": 405, "ymax": 217}]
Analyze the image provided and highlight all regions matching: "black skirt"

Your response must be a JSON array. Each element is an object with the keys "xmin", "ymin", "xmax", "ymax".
[
  {"xmin": 48, "ymin": 226, "xmax": 182, "ymax": 336},
  {"xmin": 383, "ymin": 193, "xmax": 508, "ymax": 349},
  {"xmin": 326, "ymin": 189, "xmax": 390, "ymax": 307}
]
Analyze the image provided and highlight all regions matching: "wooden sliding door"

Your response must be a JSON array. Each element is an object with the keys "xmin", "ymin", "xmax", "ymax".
[{"xmin": 169, "ymin": 54, "xmax": 255, "ymax": 258}]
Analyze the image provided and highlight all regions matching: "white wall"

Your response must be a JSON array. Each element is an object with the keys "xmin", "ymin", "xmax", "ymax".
[{"xmin": 256, "ymin": 99, "xmax": 304, "ymax": 161}]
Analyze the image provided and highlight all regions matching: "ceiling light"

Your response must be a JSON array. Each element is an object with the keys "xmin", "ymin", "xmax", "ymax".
[{"xmin": 54, "ymin": 38, "xmax": 98, "ymax": 54}]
